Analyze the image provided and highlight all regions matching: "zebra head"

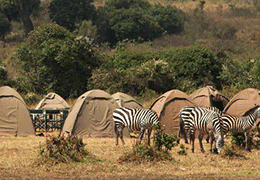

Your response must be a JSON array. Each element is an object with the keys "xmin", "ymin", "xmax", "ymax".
[{"xmin": 215, "ymin": 135, "xmax": 224, "ymax": 154}]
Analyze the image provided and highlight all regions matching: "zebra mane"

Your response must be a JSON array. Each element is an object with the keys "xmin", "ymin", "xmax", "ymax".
[{"xmin": 243, "ymin": 106, "xmax": 260, "ymax": 116}]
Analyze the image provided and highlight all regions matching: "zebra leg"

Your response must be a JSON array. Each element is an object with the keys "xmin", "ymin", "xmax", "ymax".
[
  {"xmin": 147, "ymin": 128, "xmax": 152, "ymax": 146},
  {"xmin": 139, "ymin": 128, "xmax": 145, "ymax": 144},
  {"xmin": 245, "ymin": 131, "xmax": 252, "ymax": 152},
  {"xmin": 115, "ymin": 126, "xmax": 120, "ymax": 145},
  {"xmin": 190, "ymin": 130, "xmax": 195, "ymax": 153},
  {"xmin": 198, "ymin": 132, "xmax": 205, "ymax": 153},
  {"xmin": 119, "ymin": 129, "xmax": 125, "ymax": 145},
  {"xmin": 178, "ymin": 119, "xmax": 188, "ymax": 144},
  {"xmin": 206, "ymin": 135, "xmax": 210, "ymax": 143},
  {"xmin": 211, "ymin": 133, "xmax": 217, "ymax": 153}
]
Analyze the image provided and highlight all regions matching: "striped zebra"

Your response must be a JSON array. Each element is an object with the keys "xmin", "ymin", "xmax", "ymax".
[
  {"xmin": 179, "ymin": 106, "xmax": 224, "ymax": 153},
  {"xmin": 113, "ymin": 107, "xmax": 159, "ymax": 146},
  {"xmin": 221, "ymin": 106, "xmax": 260, "ymax": 152},
  {"xmin": 179, "ymin": 106, "xmax": 221, "ymax": 143}
]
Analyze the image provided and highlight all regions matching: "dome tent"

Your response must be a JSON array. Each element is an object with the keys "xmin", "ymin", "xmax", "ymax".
[
  {"xmin": 189, "ymin": 86, "xmax": 229, "ymax": 111},
  {"xmin": 112, "ymin": 92, "xmax": 143, "ymax": 109},
  {"xmin": 0, "ymin": 86, "xmax": 35, "ymax": 136},
  {"xmin": 35, "ymin": 92, "xmax": 70, "ymax": 110},
  {"xmin": 150, "ymin": 89, "xmax": 196, "ymax": 135},
  {"xmin": 61, "ymin": 89, "xmax": 129, "ymax": 137},
  {"xmin": 223, "ymin": 88, "xmax": 260, "ymax": 116}
]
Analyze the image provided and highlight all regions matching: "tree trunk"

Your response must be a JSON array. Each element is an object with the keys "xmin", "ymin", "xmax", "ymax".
[{"xmin": 18, "ymin": 0, "xmax": 34, "ymax": 36}]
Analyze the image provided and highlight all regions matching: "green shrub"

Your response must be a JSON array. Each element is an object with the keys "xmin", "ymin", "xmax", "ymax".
[
  {"xmin": 0, "ymin": 59, "xmax": 7, "ymax": 85},
  {"xmin": 118, "ymin": 123, "xmax": 178, "ymax": 163},
  {"xmin": 153, "ymin": 123, "xmax": 179, "ymax": 152},
  {"xmin": 230, "ymin": 132, "xmax": 246, "ymax": 148},
  {"xmin": 118, "ymin": 142, "xmax": 174, "ymax": 163},
  {"xmin": 177, "ymin": 144, "xmax": 188, "ymax": 156}
]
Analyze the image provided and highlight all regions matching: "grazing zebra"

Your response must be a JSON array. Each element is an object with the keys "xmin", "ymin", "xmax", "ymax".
[
  {"xmin": 221, "ymin": 106, "xmax": 260, "ymax": 152},
  {"xmin": 113, "ymin": 107, "xmax": 159, "ymax": 146},
  {"xmin": 179, "ymin": 106, "xmax": 221, "ymax": 143},
  {"xmin": 179, "ymin": 106, "xmax": 224, "ymax": 153}
]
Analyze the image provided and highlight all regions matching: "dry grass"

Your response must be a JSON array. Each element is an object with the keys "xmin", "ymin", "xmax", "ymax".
[{"xmin": 0, "ymin": 133, "xmax": 259, "ymax": 179}]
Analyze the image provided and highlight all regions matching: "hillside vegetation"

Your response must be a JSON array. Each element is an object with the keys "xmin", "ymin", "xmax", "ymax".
[{"xmin": 1, "ymin": 0, "xmax": 260, "ymax": 106}]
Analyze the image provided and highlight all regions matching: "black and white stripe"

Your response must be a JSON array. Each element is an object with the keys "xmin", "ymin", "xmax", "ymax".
[
  {"xmin": 179, "ymin": 106, "xmax": 224, "ymax": 153},
  {"xmin": 221, "ymin": 106, "xmax": 260, "ymax": 151},
  {"xmin": 113, "ymin": 107, "xmax": 159, "ymax": 145}
]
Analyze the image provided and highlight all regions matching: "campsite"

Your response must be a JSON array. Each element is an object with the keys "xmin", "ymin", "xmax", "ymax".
[
  {"xmin": 1, "ymin": 85, "xmax": 260, "ymax": 179},
  {"xmin": 1, "ymin": 0, "xmax": 260, "ymax": 179}
]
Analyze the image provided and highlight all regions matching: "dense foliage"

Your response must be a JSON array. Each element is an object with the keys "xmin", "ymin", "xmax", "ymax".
[
  {"xmin": 0, "ymin": 13, "xmax": 11, "ymax": 39},
  {"xmin": 95, "ymin": 0, "xmax": 185, "ymax": 45},
  {"xmin": 17, "ymin": 24, "xmax": 100, "ymax": 98},
  {"xmin": 89, "ymin": 42, "xmax": 223, "ymax": 95},
  {"xmin": 49, "ymin": 0, "xmax": 97, "ymax": 32}
]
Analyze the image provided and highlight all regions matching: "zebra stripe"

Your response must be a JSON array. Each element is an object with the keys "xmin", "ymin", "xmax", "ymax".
[
  {"xmin": 221, "ymin": 106, "xmax": 260, "ymax": 151},
  {"xmin": 179, "ymin": 106, "xmax": 224, "ymax": 153},
  {"xmin": 113, "ymin": 107, "xmax": 159, "ymax": 145}
]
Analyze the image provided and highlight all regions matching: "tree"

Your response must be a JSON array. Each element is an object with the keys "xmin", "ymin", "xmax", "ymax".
[
  {"xmin": 0, "ymin": 0, "xmax": 40, "ymax": 36},
  {"xmin": 151, "ymin": 4, "xmax": 185, "ymax": 34},
  {"xmin": 17, "ymin": 24, "xmax": 101, "ymax": 98},
  {"xmin": 49, "ymin": 0, "xmax": 97, "ymax": 32},
  {"xmin": 95, "ymin": 0, "xmax": 185, "ymax": 45},
  {"xmin": 0, "ymin": 13, "xmax": 12, "ymax": 40}
]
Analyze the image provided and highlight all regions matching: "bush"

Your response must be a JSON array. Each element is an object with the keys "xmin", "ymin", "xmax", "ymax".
[
  {"xmin": 118, "ymin": 123, "xmax": 178, "ymax": 163},
  {"xmin": 220, "ymin": 142, "xmax": 246, "ymax": 159},
  {"xmin": 177, "ymin": 144, "xmax": 188, "ymax": 156},
  {"xmin": 230, "ymin": 132, "xmax": 246, "ymax": 147},
  {"xmin": 118, "ymin": 142, "xmax": 174, "ymax": 163},
  {"xmin": 37, "ymin": 135, "xmax": 90, "ymax": 165},
  {"xmin": 153, "ymin": 123, "xmax": 179, "ymax": 152},
  {"xmin": 0, "ymin": 59, "xmax": 7, "ymax": 85}
]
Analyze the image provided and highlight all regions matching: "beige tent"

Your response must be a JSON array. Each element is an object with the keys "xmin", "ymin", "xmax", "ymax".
[
  {"xmin": 61, "ymin": 89, "xmax": 129, "ymax": 137},
  {"xmin": 35, "ymin": 92, "xmax": 70, "ymax": 110},
  {"xmin": 0, "ymin": 86, "xmax": 35, "ymax": 136},
  {"xmin": 112, "ymin": 92, "xmax": 143, "ymax": 109},
  {"xmin": 150, "ymin": 89, "xmax": 196, "ymax": 135},
  {"xmin": 223, "ymin": 88, "xmax": 260, "ymax": 116},
  {"xmin": 190, "ymin": 86, "xmax": 229, "ymax": 111}
]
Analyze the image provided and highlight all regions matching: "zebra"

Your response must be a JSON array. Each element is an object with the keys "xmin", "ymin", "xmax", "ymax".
[
  {"xmin": 179, "ymin": 106, "xmax": 224, "ymax": 153},
  {"xmin": 221, "ymin": 106, "xmax": 260, "ymax": 152},
  {"xmin": 179, "ymin": 106, "xmax": 221, "ymax": 143},
  {"xmin": 113, "ymin": 107, "xmax": 159, "ymax": 146}
]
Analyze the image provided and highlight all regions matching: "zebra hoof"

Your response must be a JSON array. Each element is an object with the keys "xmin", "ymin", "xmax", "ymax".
[{"xmin": 201, "ymin": 149, "xmax": 205, "ymax": 153}]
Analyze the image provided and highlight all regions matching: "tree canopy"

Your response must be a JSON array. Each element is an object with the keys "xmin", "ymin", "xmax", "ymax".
[{"xmin": 17, "ymin": 24, "xmax": 101, "ymax": 98}]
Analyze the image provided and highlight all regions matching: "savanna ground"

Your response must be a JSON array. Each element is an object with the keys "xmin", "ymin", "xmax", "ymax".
[{"xmin": 0, "ymin": 132, "xmax": 259, "ymax": 179}]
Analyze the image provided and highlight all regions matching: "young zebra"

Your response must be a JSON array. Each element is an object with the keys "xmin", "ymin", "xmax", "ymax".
[
  {"xmin": 113, "ymin": 107, "xmax": 159, "ymax": 146},
  {"xmin": 179, "ymin": 106, "xmax": 224, "ymax": 153},
  {"xmin": 221, "ymin": 106, "xmax": 260, "ymax": 152}
]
